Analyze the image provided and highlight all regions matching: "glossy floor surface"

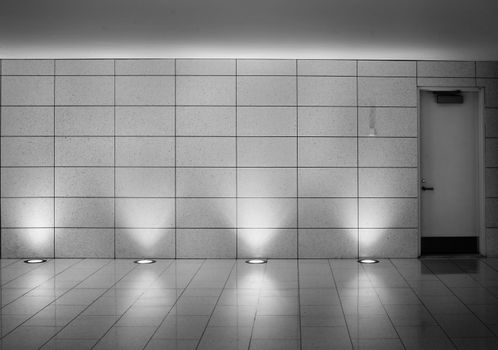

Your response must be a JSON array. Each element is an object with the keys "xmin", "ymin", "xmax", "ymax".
[{"xmin": 1, "ymin": 258, "xmax": 498, "ymax": 349}]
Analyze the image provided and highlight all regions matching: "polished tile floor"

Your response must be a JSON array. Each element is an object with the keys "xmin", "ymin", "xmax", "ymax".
[{"xmin": 1, "ymin": 258, "xmax": 498, "ymax": 349}]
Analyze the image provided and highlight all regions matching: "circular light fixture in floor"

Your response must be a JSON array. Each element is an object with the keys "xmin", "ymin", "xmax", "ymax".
[
  {"xmin": 245, "ymin": 259, "xmax": 268, "ymax": 264},
  {"xmin": 24, "ymin": 259, "xmax": 47, "ymax": 264},
  {"xmin": 358, "ymin": 259, "xmax": 379, "ymax": 264},
  {"xmin": 134, "ymin": 259, "xmax": 156, "ymax": 264}
]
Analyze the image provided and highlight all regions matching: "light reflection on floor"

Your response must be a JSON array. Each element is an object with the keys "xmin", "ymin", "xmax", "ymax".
[{"xmin": 1, "ymin": 258, "xmax": 498, "ymax": 349}]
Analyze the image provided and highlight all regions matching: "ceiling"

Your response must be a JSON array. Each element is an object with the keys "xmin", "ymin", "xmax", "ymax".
[{"xmin": 1, "ymin": 0, "xmax": 498, "ymax": 60}]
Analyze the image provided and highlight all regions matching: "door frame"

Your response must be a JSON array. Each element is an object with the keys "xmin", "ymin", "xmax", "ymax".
[{"xmin": 417, "ymin": 87, "xmax": 486, "ymax": 256}]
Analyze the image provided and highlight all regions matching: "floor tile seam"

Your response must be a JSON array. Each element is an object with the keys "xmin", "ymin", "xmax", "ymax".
[
  {"xmin": 35, "ymin": 259, "xmax": 150, "ymax": 348},
  {"xmin": 391, "ymin": 259, "xmax": 463, "ymax": 348},
  {"xmin": 247, "ymin": 262, "xmax": 270, "ymax": 350},
  {"xmin": 0, "ymin": 259, "xmax": 61, "ymax": 287},
  {"xmin": 0, "ymin": 258, "xmax": 82, "ymax": 291},
  {"xmin": 87, "ymin": 259, "xmax": 181, "ymax": 347},
  {"xmin": 296, "ymin": 259, "xmax": 303, "ymax": 350},
  {"xmin": 0, "ymin": 259, "xmax": 23, "ymax": 270},
  {"xmin": 0, "ymin": 258, "xmax": 115, "ymax": 343},
  {"xmin": 424, "ymin": 260, "xmax": 498, "ymax": 303},
  {"xmin": 327, "ymin": 259, "xmax": 355, "ymax": 349},
  {"xmin": 455, "ymin": 260, "xmax": 498, "ymax": 303},
  {"xmin": 421, "ymin": 259, "xmax": 498, "ymax": 336},
  {"xmin": 140, "ymin": 259, "xmax": 209, "ymax": 350},
  {"xmin": 192, "ymin": 260, "xmax": 238, "ymax": 350},
  {"xmin": 0, "ymin": 258, "xmax": 90, "ymax": 329},
  {"xmin": 359, "ymin": 260, "xmax": 408, "ymax": 350},
  {"xmin": 482, "ymin": 260, "xmax": 498, "ymax": 275}
]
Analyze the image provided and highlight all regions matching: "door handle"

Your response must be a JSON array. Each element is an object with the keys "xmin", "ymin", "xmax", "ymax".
[{"xmin": 421, "ymin": 186, "xmax": 434, "ymax": 191}]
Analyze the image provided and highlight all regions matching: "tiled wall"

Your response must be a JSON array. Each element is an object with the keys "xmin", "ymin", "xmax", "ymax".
[
  {"xmin": 0, "ymin": 59, "xmax": 497, "ymax": 259},
  {"xmin": 480, "ymin": 63, "xmax": 498, "ymax": 256}
]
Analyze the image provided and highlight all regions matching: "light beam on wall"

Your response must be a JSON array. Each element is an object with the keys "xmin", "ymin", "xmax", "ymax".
[
  {"xmin": 240, "ymin": 229, "xmax": 276, "ymax": 256},
  {"xmin": 126, "ymin": 229, "xmax": 165, "ymax": 251}
]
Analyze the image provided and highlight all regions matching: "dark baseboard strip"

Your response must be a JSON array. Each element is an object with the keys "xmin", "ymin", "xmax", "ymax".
[{"xmin": 421, "ymin": 236, "xmax": 478, "ymax": 255}]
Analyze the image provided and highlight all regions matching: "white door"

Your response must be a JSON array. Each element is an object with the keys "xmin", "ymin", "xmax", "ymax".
[{"xmin": 420, "ymin": 90, "xmax": 478, "ymax": 238}]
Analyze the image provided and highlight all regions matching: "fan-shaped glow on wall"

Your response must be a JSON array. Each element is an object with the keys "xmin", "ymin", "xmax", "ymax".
[
  {"xmin": 2, "ymin": 228, "xmax": 54, "ymax": 258},
  {"xmin": 240, "ymin": 229, "xmax": 275, "ymax": 254},
  {"xmin": 359, "ymin": 228, "xmax": 381, "ymax": 249},
  {"xmin": 124, "ymin": 229, "xmax": 165, "ymax": 251},
  {"xmin": 1, "ymin": 200, "xmax": 54, "ymax": 258},
  {"xmin": 2, "ymin": 198, "xmax": 53, "ymax": 228},
  {"xmin": 26, "ymin": 228, "xmax": 51, "ymax": 247}
]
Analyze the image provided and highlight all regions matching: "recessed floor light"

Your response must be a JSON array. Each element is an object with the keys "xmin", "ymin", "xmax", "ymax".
[
  {"xmin": 24, "ymin": 259, "xmax": 47, "ymax": 264},
  {"xmin": 358, "ymin": 259, "xmax": 379, "ymax": 264},
  {"xmin": 245, "ymin": 259, "xmax": 268, "ymax": 264},
  {"xmin": 134, "ymin": 259, "xmax": 156, "ymax": 264}
]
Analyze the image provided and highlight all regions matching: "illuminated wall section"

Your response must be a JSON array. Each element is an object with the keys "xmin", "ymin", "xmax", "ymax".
[
  {"xmin": 297, "ymin": 60, "xmax": 358, "ymax": 258},
  {"xmin": 1, "ymin": 59, "xmax": 497, "ymax": 259},
  {"xmin": 1, "ymin": 60, "xmax": 55, "ymax": 258},
  {"xmin": 357, "ymin": 61, "xmax": 418, "ymax": 258},
  {"xmin": 175, "ymin": 60, "xmax": 236, "ymax": 258},
  {"xmin": 114, "ymin": 60, "xmax": 176, "ymax": 259}
]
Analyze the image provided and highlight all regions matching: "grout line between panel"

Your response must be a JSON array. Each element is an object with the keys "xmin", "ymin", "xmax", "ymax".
[
  {"xmin": 174, "ymin": 59, "xmax": 177, "ymax": 259},
  {"xmin": 416, "ymin": 61, "xmax": 420, "ymax": 257},
  {"xmin": 0, "ymin": 165, "xmax": 420, "ymax": 169},
  {"xmin": 7, "ymin": 73, "xmax": 487, "ymax": 79},
  {"xmin": 2, "ymin": 73, "xmax": 435, "ymax": 78},
  {"xmin": 296, "ymin": 60, "xmax": 300, "ymax": 259},
  {"xmin": 356, "ymin": 60, "xmax": 360, "ymax": 259},
  {"xmin": 0, "ymin": 135, "xmax": 421, "ymax": 138},
  {"xmin": 0, "ymin": 104, "xmax": 420, "ymax": 108},
  {"xmin": 1, "ymin": 226, "xmax": 421, "ymax": 230},
  {"xmin": 53, "ymin": 60, "xmax": 56, "ymax": 258},
  {"xmin": 296, "ymin": 60, "xmax": 303, "ymax": 350},
  {"xmin": 0, "ymin": 59, "xmax": 2, "ymax": 259},
  {"xmin": 235, "ymin": 59, "xmax": 238, "ymax": 259},
  {"xmin": 0, "ymin": 60, "xmax": 4, "ymax": 258},
  {"xmin": 113, "ymin": 60, "xmax": 116, "ymax": 259}
]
